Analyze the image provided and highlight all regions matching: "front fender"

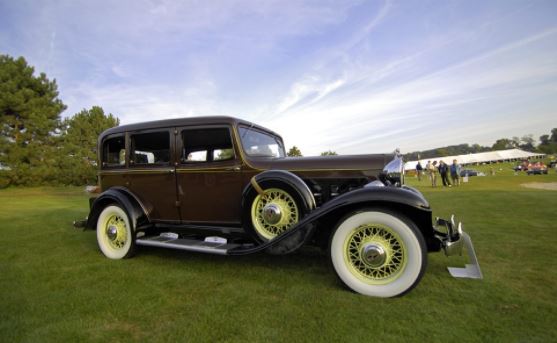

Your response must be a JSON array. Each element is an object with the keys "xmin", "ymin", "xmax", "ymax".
[
  {"xmin": 325, "ymin": 184, "xmax": 430, "ymax": 210},
  {"xmin": 229, "ymin": 185, "xmax": 435, "ymax": 255}
]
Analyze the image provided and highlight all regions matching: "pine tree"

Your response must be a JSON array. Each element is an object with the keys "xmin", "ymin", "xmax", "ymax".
[
  {"xmin": 58, "ymin": 106, "xmax": 119, "ymax": 185},
  {"xmin": 0, "ymin": 55, "xmax": 66, "ymax": 186}
]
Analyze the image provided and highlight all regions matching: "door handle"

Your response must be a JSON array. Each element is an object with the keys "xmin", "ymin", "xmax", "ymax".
[
  {"xmin": 227, "ymin": 166, "xmax": 241, "ymax": 172},
  {"xmin": 168, "ymin": 169, "xmax": 175, "ymax": 174}
]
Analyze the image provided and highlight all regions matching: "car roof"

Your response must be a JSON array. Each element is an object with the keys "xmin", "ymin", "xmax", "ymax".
[{"xmin": 99, "ymin": 115, "xmax": 281, "ymax": 141}]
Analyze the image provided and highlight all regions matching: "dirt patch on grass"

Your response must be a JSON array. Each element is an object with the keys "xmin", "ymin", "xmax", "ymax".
[{"xmin": 521, "ymin": 182, "xmax": 557, "ymax": 191}]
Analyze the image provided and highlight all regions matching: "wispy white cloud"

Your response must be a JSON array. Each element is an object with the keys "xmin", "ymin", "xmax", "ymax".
[
  {"xmin": 1, "ymin": 0, "xmax": 556, "ymax": 156},
  {"xmin": 265, "ymin": 23, "xmax": 557, "ymax": 155}
]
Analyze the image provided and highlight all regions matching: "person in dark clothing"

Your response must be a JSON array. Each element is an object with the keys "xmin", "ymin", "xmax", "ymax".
[
  {"xmin": 416, "ymin": 161, "xmax": 423, "ymax": 181},
  {"xmin": 438, "ymin": 160, "xmax": 451, "ymax": 187},
  {"xmin": 450, "ymin": 159, "xmax": 461, "ymax": 186}
]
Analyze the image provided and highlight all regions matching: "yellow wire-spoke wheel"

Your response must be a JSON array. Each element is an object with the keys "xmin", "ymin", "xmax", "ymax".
[
  {"xmin": 96, "ymin": 205, "xmax": 134, "ymax": 259},
  {"xmin": 251, "ymin": 188, "xmax": 299, "ymax": 240},
  {"xmin": 103, "ymin": 214, "xmax": 128, "ymax": 250},
  {"xmin": 330, "ymin": 211, "xmax": 425, "ymax": 297},
  {"xmin": 344, "ymin": 224, "xmax": 407, "ymax": 284}
]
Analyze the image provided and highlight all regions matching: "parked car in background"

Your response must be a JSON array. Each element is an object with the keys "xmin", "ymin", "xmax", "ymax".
[
  {"xmin": 460, "ymin": 169, "xmax": 486, "ymax": 177},
  {"xmin": 527, "ymin": 162, "xmax": 548, "ymax": 175},
  {"xmin": 513, "ymin": 160, "xmax": 530, "ymax": 172}
]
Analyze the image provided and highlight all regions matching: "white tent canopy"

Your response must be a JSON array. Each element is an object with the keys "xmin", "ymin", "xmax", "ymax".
[{"xmin": 404, "ymin": 149, "xmax": 545, "ymax": 171}]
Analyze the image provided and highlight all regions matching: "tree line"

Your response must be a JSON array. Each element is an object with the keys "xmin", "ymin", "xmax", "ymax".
[
  {"xmin": 0, "ymin": 54, "xmax": 118, "ymax": 187},
  {"xmin": 286, "ymin": 146, "xmax": 338, "ymax": 157},
  {"xmin": 404, "ymin": 131, "xmax": 557, "ymax": 161}
]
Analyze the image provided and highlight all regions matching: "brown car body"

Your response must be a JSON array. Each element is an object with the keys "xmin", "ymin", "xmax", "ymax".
[
  {"xmin": 96, "ymin": 116, "xmax": 397, "ymax": 229},
  {"xmin": 83, "ymin": 115, "xmax": 478, "ymax": 297}
]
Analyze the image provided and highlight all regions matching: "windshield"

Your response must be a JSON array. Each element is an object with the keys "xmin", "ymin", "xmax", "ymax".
[{"xmin": 238, "ymin": 126, "xmax": 285, "ymax": 158}]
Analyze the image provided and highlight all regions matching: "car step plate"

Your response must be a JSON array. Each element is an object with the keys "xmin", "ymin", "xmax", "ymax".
[{"xmin": 136, "ymin": 236, "xmax": 242, "ymax": 255}]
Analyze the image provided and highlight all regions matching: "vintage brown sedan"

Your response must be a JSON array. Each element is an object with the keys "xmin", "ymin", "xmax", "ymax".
[{"xmin": 79, "ymin": 116, "xmax": 481, "ymax": 297}]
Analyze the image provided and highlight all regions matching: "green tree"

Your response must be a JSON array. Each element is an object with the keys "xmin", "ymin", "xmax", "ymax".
[
  {"xmin": 551, "ymin": 128, "xmax": 557, "ymax": 143},
  {"xmin": 511, "ymin": 136, "xmax": 521, "ymax": 148},
  {"xmin": 538, "ymin": 129, "xmax": 557, "ymax": 154},
  {"xmin": 435, "ymin": 148, "xmax": 448, "ymax": 156},
  {"xmin": 287, "ymin": 146, "xmax": 302, "ymax": 157},
  {"xmin": 492, "ymin": 138, "xmax": 513, "ymax": 150},
  {"xmin": 320, "ymin": 150, "xmax": 338, "ymax": 156},
  {"xmin": 58, "ymin": 106, "xmax": 119, "ymax": 185},
  {"xmin": 519, "ymin": 134, "xmax": 535, "ymax": 151},
  {"xmin": 0, "ymin": 55, "xmax": 66, "ymax": 186}
]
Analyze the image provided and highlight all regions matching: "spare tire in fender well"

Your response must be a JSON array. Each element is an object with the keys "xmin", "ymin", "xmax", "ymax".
[
  {"xmin": 241, "ymin": 170, "xmax": 316, "ymax": 213},
  {"xmin": 241, "ymin": 170, "xmax": 316, "ymax": 246}
]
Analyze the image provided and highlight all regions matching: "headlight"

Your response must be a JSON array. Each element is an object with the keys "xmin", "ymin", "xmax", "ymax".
[{"xmin": 381, "ymin": 152, "xmax": 404, "ymax": 186}]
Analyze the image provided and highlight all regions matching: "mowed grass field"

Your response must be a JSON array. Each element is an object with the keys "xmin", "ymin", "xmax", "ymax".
[{"xmin": 1, "ymin": 162, "xmax": 556, "ymax": 342}]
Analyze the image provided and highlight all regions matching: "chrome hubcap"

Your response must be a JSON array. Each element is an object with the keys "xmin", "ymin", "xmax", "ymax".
[
  {"xmin": 106, "ymin": 225, "xmax": 118, "ymax": 241},
  {"xmin": 251, "ymin": 188, "xmax": 299, "ymax": 240},
  {"xmin": 344, "ymin": 223, "xmax": 407, "ymax": 284},
  {"xmin": 262, "ymin": 203, "xmax": 282, "ymax": 225},
  {"xmin": 362, "ymin": 244, "xmax": 387, "ymax": 268}
]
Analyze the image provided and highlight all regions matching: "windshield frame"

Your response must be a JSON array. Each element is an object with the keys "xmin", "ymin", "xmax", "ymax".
[{"xmin": 238, "ymin": 125, "xmax": 286, "ymax": 158}]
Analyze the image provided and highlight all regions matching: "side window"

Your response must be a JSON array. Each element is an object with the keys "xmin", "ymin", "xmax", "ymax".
[
  {"xmin": 182, "ymin": 127, "xmax": 234, "ymax": 163},
  {"xmin": 130, "ymin": 131, "xmax": 170, "ymax": 166},
  {"xmin": 102, "ymin": 136, "xmax": 125, "ymax": 168}
]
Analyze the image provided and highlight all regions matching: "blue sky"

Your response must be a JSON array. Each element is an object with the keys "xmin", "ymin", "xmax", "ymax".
[{"xmin": 1, "ymin": 0, "xmax": 556, "ymax": 155}]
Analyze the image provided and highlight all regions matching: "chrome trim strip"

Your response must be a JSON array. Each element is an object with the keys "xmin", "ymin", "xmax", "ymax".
[
  {"xmin": 364, "ymin": 180, "xmax": 385, "ymax": 188},
  {"xmin": 136, "ymin": 238, "xmax": 229, "ymax": 255}
]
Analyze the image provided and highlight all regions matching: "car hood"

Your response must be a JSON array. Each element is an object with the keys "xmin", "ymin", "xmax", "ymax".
[{"xmin": 246, "ymin": 154, "xmax": 393, "ymax": 173}]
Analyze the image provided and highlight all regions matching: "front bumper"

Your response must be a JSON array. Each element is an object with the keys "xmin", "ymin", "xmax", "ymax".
[{"xmin": 434, "ymin": 215, "xmax": 483, "ymax": 279}]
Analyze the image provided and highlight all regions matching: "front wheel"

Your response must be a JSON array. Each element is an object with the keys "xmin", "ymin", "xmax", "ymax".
[
  {"xmin": 96, "ymin": 205, "xmax": 135, "ymax": 259},
  {"xmin": 330, "ymin": 210, "xmax": 427, "ymax": 297}
]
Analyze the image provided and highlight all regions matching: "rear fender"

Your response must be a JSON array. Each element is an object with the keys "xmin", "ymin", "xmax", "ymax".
[{"xmin": 86, "ymin": 187, "xmax": 150, "ymax": 230}]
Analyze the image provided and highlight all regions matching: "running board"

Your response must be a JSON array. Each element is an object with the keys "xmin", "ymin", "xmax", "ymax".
[{"xmin": 136, "ymin": 235, "xmax": 248, "ymax": 255}]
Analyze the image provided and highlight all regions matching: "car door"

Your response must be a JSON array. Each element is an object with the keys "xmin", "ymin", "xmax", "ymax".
[
  {"xmin": 176, "ymin": 125, "xmax": 243, "ymax": 225},
  {"xmin": 126, "ymin": 128, "xmax": 181, "ymax": 222}
]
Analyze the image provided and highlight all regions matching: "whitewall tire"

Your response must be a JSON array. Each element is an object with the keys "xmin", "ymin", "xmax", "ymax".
[
  {"xmin": 96, "ymin": 205, "xmax": 135, "ymax": 259},
  {"xmin": 330, "ymin": 210, "xmax": 427, "ymax": 297}
]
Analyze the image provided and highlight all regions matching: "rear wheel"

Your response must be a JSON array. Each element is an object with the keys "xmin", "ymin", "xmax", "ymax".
[
  {"xmin": 96, "ymin": 205, "xmax": 135, "ymax": 259},
  {"xmin": 330, "ymin": 209, "xmax": 427, "ymax": 297}
]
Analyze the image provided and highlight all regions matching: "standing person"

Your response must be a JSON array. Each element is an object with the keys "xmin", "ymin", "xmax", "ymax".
[
  {"xmin": 427, "ymin": 161, "xmax": 437, "ymax": 187},
  {"xmin": 416, "ymin": 161, "xmax": 423, "ymax": 181},
  {"xmin": 450, "ymin": 159, "xmax": 461, "ymax": 186},
  {"xmin": 438, "ymin": 160, "xmax": 451, "ymax": 187}
]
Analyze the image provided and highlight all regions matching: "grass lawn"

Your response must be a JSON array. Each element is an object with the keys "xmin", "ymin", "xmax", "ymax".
[{"xmin": 1, "ymin": 163, "xmax": 556, "ymax": 342}]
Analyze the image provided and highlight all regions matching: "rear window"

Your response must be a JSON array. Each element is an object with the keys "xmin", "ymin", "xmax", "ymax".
[
  {"xmin": 102, "ymin": 135, "xmax": 125, "ymax": 168},
  {"xmin": 130, "ymin": 131, "xmax": 170, "ymax": 165}
]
